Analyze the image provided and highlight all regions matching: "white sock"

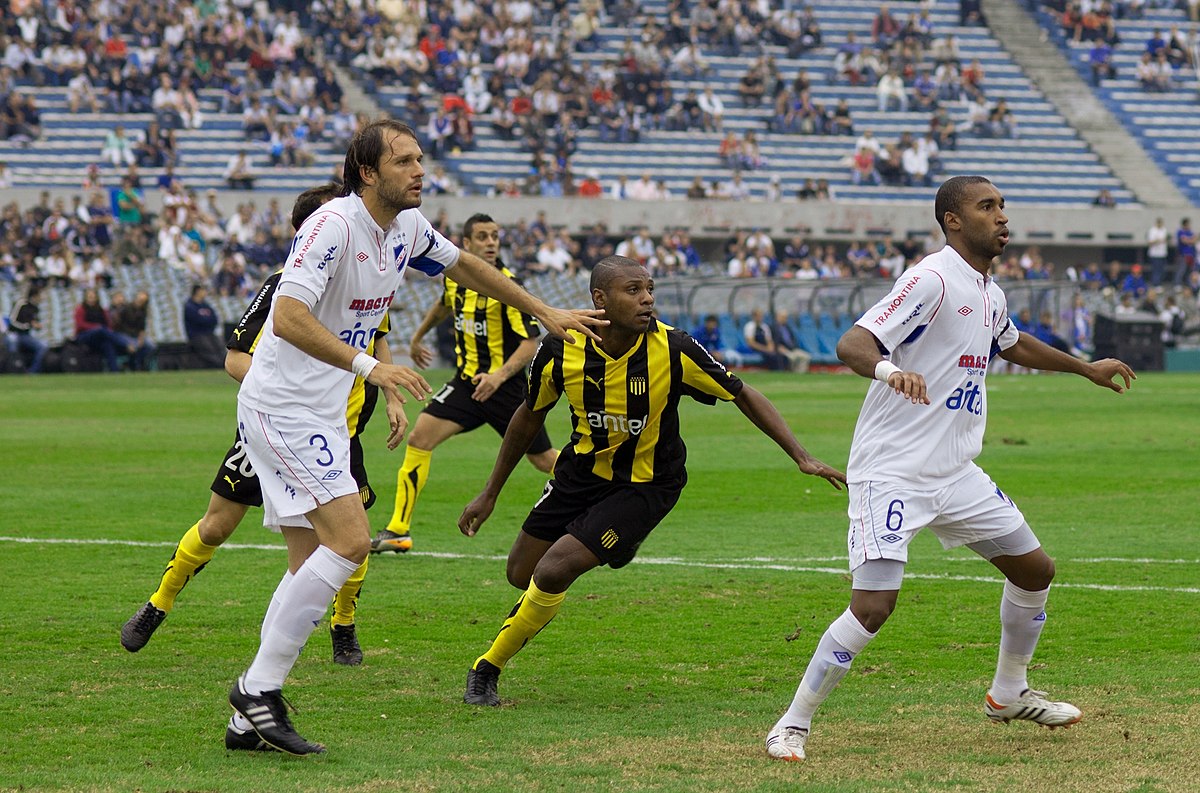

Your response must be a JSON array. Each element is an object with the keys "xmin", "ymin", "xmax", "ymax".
[
  {"xmin": 229, "ymin": 712, "xmax": 253, "ymax": 733},
  {"xmin": 990, "ymin": 581, "xmax": 1050, "ymax": 703},
  {"xmin": 775, "ymin": 607, "xmax": 877, "ymax": 732},
  {"xmin": 260, "ymin": 570, "xmax": 294, "ymax": 644},
  {"xmin": 242, "ymin": 546, "xmax": 358, "ymax": 695}
]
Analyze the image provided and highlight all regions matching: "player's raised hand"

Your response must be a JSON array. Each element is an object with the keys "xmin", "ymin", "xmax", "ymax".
[
  {"xmin": 884, "ymin": 371, "xmax": 930, "ymax": 405},
  {"xmin": 409, "ymin": 338, "xmax": 434, "ymax": 369},
  {"xmin": 797, "ymin": 457, "xmax": 847, "ymax": 490},
  {"xmin": 536, "ymin": 307, "xmax": 607, "ymax": 344},
  {"xmin": 367, "ymin": 362, "xmax": 433, "ymax": 402},
  {"xmin": 458, "ymin": 492, "xmax": 497, "ymax": 537},
  {"xmin": 1086, "ymin": 358, "xmax": 1136, "ymax": 393}
]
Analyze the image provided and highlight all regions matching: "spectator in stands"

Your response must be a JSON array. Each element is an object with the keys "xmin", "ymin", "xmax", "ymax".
[
  {"xmin": 738, "ymin": 60, "xmax": 767, "ymax": 106},
  {"xmin": 578, "ymin": 169, "xmax": 603, "ymax": 198},
  {"xmin": 5, "ymin": 286, "xmax": 47, "ymax": 373},
  {"xmin": 1088, "ymin": 40, "xmax": 1117, "ymax": 85},
  {"xmin": 691, "ymin": 314, "xmax": 733, "ymax": 364},
  {"xmin": 851, "ymin": 145, "xmax": 880, "ymax": 186},
  {"xmin": 987, "ymin": 99, "xmax": 1018, "ymax": 138},
  {"xmin": 831, "ymin": 98, "xmax": 855, "ymax": 135},
  {"xmin": 686, "ymin": 177, "xmax": 708, "ymax": 200},
  {"xmin": 1121, "ymin": 264, "xmax": 1149, "ymax": 298},
  {"xmin": 1092, "ymin": 188, "xmax": 1117, "ymax": 208},
  {"xmin": 67, "ymin": 64, "xmax": 102, "ymax": 114},
  {"xmin": 743, "ymin": 308, "xmax": 788, "ymax": 370},
  {"xmin": 1159, "ymin": 295, "xmax": 1184, "ymax": 348},
  {"xmin": 183, "ymin": 283, "xmax": 223, "ymax": 369},
  {"xmin": 113, "ymin": 289, "xmax": 155, "ymax": 371},
  {"xmin": 872, "ymin": 4, "xmax": 902, "ymax": 49},
  {"xmin": 224, "ymin": 150, "xmax": 256, "ymax": 190},
  {"xmin": 771, "ymin": 311, "xmax": 812, "ymax": 373},
  {"xmin": 628, "ymin": 172, "xmax": 660, "ymax": 201},
  {"xmin": 1176, "ymin": 218, "xmax": 1197, "ymax": 287},
  {"xmin": 114, "ymin": 176, "xmax": 144, "ymax": 227},
  {"xmin": 2, "ymin": 92, "xmax": 40, "ymax": 144},
  {"xmin": 901, "ymin": 139, "xmax": 932, "ymax": 187},
  {"xmin": 74, "ymin": 286, "xmax": 127, "ymax": 372},
  {"xmin": 101, "ymin": 125, "xmax": 138, "ymax": 168}
]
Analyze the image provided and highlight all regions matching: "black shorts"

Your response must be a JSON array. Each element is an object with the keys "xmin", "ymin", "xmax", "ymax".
[
  {"xmin": 521, "ymin": 470, "xmax": 685, "ymax": 569},
  {"xmin": 424, "ymin": 375, "xmax": 553, "ymax": 455},
  {"xmin": 210, "ymin": 432, "xmax": 375, "ymax": 510}
]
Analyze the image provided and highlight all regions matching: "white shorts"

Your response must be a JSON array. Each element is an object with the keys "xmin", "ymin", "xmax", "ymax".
[
  {"xmin": 846, "ymin": 463, "xmax": 1027, "ymax": 571},
  {"xmin": 236, "ymin": 404, "xmax": 358, "ymax": 524}
]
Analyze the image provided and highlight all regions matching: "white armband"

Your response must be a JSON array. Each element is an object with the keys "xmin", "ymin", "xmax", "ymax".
[
  {"xmin": 351, "ymin": 352, "xmax": 379, "ymax": 380},
  {"xmin": 874, "ymin": 360, "xmax": 902, "ymax": 383}
]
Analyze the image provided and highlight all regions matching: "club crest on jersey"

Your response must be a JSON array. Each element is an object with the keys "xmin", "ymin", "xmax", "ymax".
[
  {"xmin": 873, "ymin": 275, "xmax": 921, "ymax": 326},
  {"xmin": 392, "ymin": 236, "xmax": 407, "ymax": 273},
  {"xmin": 629, "ymin": 376, "xmax": 647, "ymax": 396}
]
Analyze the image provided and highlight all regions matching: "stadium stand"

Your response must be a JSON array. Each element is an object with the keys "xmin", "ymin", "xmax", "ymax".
[{"xmin": 1028, "ymin": 0, "xmax": 1200, "ymax": 206}]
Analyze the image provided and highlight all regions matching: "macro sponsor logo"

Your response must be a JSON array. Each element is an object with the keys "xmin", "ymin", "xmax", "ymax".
[
  {"xmin": 455, "ymin": 315, "xmax": 487, "ymax": 337},
  {"xmin": 873, "ymin": 275, "xmax": 921, "ymax": 325},
  {"xmin": 290, "ymin": 215, "xmax": 329, "ymax": 268},
  {"xmin": 347, "ymin": 292, "xmax": 396, "ymax": 313},
  {"xmin": 958, "ymin": 353, "xmax": 989, "ymax": 376},
  {"xmin": 586, "ymin": 411, "xmax": 649, "ymax": 435}
]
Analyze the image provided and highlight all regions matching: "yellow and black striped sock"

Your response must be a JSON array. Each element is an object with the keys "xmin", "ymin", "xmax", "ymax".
[
  {"xmin": 476, "ymin": 578, "xmax": 565, "ymax": 671},
  {"xmin": 387, "ymin": 446, "xmax": 432, "ymax": 533},
  {"xmin": 331, "ymin": 557, "xmax": 368, "ymax": 628},
  {"xmin": 148, "ymin": 523, "xmax": 218, "ymax": 612}
]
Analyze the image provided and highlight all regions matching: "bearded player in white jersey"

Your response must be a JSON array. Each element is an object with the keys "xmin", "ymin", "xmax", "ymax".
[
  {"xmin": 765, "ymin": 176, "xmax": 1136, "ymax": 762},
  {"xmin": 227, "ymin": 119, "xmax": 605, "ymax": 756}
]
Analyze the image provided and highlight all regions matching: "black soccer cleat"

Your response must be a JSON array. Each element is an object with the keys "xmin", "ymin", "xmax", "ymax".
[
  {"xmin": 224, "ymin": 725, "xmax": 278, "ymax": 752},
  {"xmin": 330, "ymin": 623, "xmax": 363, "ymax": 666},
  {"xmin": 464, "ymin": 659, "xmax": 501, "ymax": 706},
  {"xmin": 228, "ymin": 679, "xmax": 326, "ymax": 756},
  {"xmin": 121, "ymin": 602, "xmax": 166, "ymax": 652}
]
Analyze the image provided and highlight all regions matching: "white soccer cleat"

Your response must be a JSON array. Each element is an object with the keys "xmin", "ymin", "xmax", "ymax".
[
  {"xmin": 985, "ymin": 689, "xmax": 1082, "ymax": 728},
  {"xmin": 765, "ymin": 724, "xmax": 808, "ymax": 761}
]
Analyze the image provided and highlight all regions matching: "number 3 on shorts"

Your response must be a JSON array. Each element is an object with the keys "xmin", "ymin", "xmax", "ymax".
[{"xmin": 309, "ymin": 434, "xmax": 334, "ymax": 466}]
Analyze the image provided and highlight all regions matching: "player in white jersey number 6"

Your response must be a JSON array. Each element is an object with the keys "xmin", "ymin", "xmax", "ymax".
[
  {"xmin": 765, "ymin": 176, "xmax": 1136, "ymax": 762},
  {"xmin": 227, "ymin": 119, "xmax": 606, "ymax": 756}
]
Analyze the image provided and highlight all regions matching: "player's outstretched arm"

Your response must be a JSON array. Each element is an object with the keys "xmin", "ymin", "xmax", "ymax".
[
  {"xmin": 459, "ymin": 402, "xmax": 549, "ymax": 536},
  {"xmin": 409, "ymin": 301, "xmax": 453, "ymax": 369},
  {"xmin": 273, "ymin": 296, "xmax": 433, "ymax": 402},
  {"xmin": 733, "ymin": 386, "xmax": 846, "ymax": 490},
  {"xmin": 448, "ymin": 250, "xmax": 607, "ymax": 343},
  {"xmin": 1000, "ymin": 332, "xmax": 1136, "ymax": 393},
  {"xmin": 837, "ymin": 325, "xmax": 929, "ymax": 405}
]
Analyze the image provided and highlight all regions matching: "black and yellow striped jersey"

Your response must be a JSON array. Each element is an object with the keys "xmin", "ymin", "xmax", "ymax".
[
  {"xmin": 227, "ymin": 270, "xmax": 389, "ymax": 438},
  {"xmin": 527, "ymin": 318, "xmax": 744, "ymax": 484},
  {"xmin": 443, "ymin": 264, "xmax": 540, "ymax": 380}
]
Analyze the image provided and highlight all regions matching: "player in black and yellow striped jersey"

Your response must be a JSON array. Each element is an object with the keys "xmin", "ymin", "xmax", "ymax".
[
  {"xmin": 457, "ymin": 255, "xmax": 847, "ymax": 706},
  {"xmin": 120, "ymin": 186, "xmax": 405, "ymax": 725},
  {"xmin": 371, "ymin": 213, "xmax": 557, "ymax": 554}
]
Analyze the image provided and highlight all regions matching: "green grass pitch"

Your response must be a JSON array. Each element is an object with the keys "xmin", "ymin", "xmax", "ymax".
[{"xmin": 0, "ymin": 369, "xmax": 1196, "ymax": 793}]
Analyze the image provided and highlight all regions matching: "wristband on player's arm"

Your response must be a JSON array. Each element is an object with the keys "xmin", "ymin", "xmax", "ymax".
[
  {"xmin": 351, "ymin": 352, "xmax": 379, "ymax": 380},
  {"xmin": 874, "ymin": 360, "xmax": 902, "ymax": 383}
]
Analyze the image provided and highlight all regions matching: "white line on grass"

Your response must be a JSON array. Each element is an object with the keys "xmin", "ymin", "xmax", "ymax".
[{"xmin": 3, "ymin": 536, "xmax": 1198, "ymax": 595}]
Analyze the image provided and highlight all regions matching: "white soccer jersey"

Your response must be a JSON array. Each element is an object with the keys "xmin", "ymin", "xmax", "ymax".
[
  {"xmin": 239, "ymin": 192, "xmax": 460, "ymax": 425},
  {"xmin": 846, "ymin": 245, "xmax": 1020, "ymax": 487}
]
